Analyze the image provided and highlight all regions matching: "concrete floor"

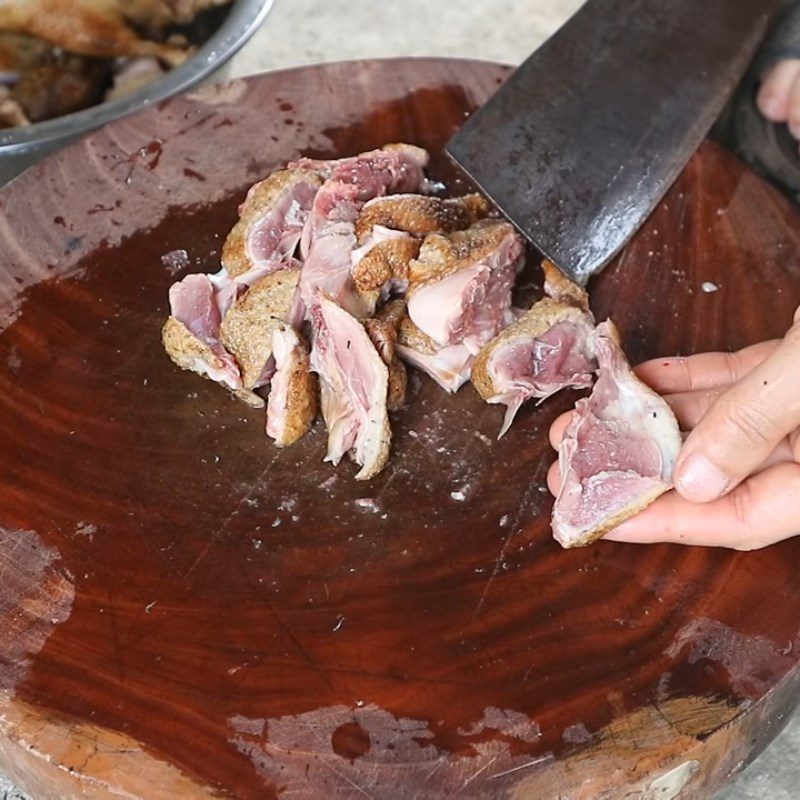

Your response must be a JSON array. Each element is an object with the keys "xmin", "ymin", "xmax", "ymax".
[{"xmin": 2, "ymin": 1, "xmax": 797, "ymax": 798}]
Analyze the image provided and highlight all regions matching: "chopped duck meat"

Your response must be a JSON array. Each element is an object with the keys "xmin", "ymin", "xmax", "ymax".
[
  {"xmin": 542, "ymin": 258, "xmax": 591, "ymax": 311},
  {"xmin": 309, "ymin": 295, "xmax": 391, "ymax": 480},
  {"xmin": 219, "ymin": 268, "xmax": 301, "ymax": 390},
  {"xmin": 351, "ymin": 226, "xmax": 419, "ymax": 313},
  {"xmin": 0, "ymin": 85, "xmax": 28, "ymax": 127},
  {"xmin": 162, "ymin": 273, "xmax": 262, "ymax": 408},
  {"xmin": 266, "ymin": 324, "xmax": 318, "ymax": 447},
  {"xmin": 355, "ymin": 193, "xmax": 489, "ymax": 244},
  {"xmin": 396, "ymin": 315, "xmax": 474, "ymax": 393},
  {"xmin": 472, "ymin": 261, "xmax": 596, "ymax": 436},
  {"xmin": 105, "ymin": 56, "xmax": 165, "ymax": 102},
  {"xmin": 296, "ymin": 145, "xmax": 430, "ymax": 317},
  {"xmin": 406, "ymin": 220, "xmax": 525, "ymax": 354},
  {"xmin": 221, "ymin": 169, "xmax": 322, "ymax": 285},
  {"xmin": 0, "ymin": 0, "xmax": 191, "ymax": 66},
  {"xmin": 364, "ymin": 300, "xmax": 408, "ymax": 410},
  {"xmin": 552, "ymin": 321, "xmax": 682, "ymax": 548},
  {"xmin": 291, "ymin": 143, "xmax": 429, "ymax": 197}
]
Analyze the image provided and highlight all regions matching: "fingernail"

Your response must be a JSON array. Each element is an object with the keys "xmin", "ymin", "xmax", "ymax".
[{"xmin": 676, "ymin": 453, "xmax": 729, "ymax": 502}]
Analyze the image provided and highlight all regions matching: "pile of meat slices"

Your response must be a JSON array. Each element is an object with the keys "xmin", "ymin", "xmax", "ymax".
[{"xmin": 162, "ymin": 143, "xmax": 681, "ymax": 547}]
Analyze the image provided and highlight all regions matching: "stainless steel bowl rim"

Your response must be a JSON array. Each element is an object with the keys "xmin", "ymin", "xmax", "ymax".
[{"xmin": 0, "ymin": 0, "xmax": 273, "ymax": 153}]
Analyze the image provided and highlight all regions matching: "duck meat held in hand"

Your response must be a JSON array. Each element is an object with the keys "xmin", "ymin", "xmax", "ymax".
[
  {"xmin": 471, "ymin": 261, "xmax": 597, "ymax": 436},
  {"xmin": 551, "ymin": 321, "xmax": 681, "ymax": 548}
]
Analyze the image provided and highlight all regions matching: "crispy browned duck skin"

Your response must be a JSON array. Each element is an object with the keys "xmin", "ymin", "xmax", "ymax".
[
  {"xmin": 365, "ymin": 300, "xmax": 408, "ymax": 410},
  {"xmin": 397, "ymin": 313, "xmax": 437, "ymax": 355},
  {"xmin": 267, "ymin": 325, "xmax": 318, "ymax": 447},
  {"xmin": 221, "ymin": 169, "xmax": 322, "ymax": 280},
  {"xmin": 219, "ymin": 269, "xmax": 300, "ymax": 390},
  {"xmin": 161, "ymin": 317, "xmax": 264, "ymax": 408},
  {"xmin": 407, "ymin": 219, "xmax": 516, "ymax": 286},
  {"xmin": 355, "ymin": 193, "xmax": 489, "ymax": 245},
  {"xmin": 352, "ymin": 237, "xmax": 420, "ymax": 295},
  {"xmin": 541, "ymin": 259, "xmax": 590, "ymax": 311}
]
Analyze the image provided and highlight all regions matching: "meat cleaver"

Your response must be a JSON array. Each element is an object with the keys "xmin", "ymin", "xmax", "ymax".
[{"xmin": 446, "ymin": 0, "xmax": 783, "ymax": 285}]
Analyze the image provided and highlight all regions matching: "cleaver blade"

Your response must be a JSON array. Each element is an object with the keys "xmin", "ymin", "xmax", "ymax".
[{"xmin": 446, "ymin": 0, "xmax": 782, "ymax": 284}]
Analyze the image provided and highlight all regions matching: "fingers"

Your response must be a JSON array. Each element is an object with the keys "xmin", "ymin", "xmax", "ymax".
[
  {"xmin": 633, "ymin": 340, "xmax": 779, "ymax": 395},
  {"xmin": 662, "ymin": 388, "xmax": 722, "ymax": 430},
  {"xmin": 604, "ymin": 462, "xmax": 800, "ymax": 550},
  {"xmin": 546, "ymin": 433, "xmax": 795, "ymax": 502},
  {"xmin": 789, "ymin": 67, "xmax": 800, "ymax": 139},
  {"xmin": 549, "ymin": 411, "xmax": 573, "ymax": 449},
  {"xmin": 547, "ymin": 459, "xmax": 560, "ymax": 495},
  {"xmin": 674, "ymin": 321, "xmax": 800, "ymax": 503},
  {"xmin": 757, "ymin": 59, "xmax": 800, "ymax": 122}
]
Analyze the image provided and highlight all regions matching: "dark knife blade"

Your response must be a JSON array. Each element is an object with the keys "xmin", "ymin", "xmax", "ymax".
[{"xmin": 446, "ymin": 0, "xmax": 782, "ymax": 284}]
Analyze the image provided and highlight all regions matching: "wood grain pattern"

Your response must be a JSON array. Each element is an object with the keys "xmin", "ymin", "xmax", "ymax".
[{"xmin": 0, "ymin": 59, "xmax": 799, "ymax": 800}]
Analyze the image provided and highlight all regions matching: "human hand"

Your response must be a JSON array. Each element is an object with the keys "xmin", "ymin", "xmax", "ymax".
[
  {"xmin": 548, "ymin": 307, "xmax": 800, "ymax": 550},
  {"xmin": 757, "ymin": 59, "xmax": 800, "ymax": 140}
]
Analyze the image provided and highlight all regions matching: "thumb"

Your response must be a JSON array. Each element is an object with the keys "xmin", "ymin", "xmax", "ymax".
[{"xmin": 674, "ymin": 309, "xmax": 800, "ymax": 503}]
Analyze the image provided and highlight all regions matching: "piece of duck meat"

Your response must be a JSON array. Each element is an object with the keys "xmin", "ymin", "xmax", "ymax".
[
  {"xmin": 162, "ymin": 272, "xmax": 262, "ymax": 407},
  {"xmin": 296, "ymin": 146, "xmax": 430, "ymax": 318},
  {"xmin": 472, "ymin": 261, "xmax": 596, "ymax": 436},
  {"xmin": 552, "ymin": 321, "xmax": 682, "ymax": 548},
  {"xmin": 406, "ymin": 220, "xmax": 525, "ymax": 355},
  {"xmin": 0, "ymin": 1, "xmax": 189, "ymax": 66},
  {"xmin": 350, "ymin": 193, "xmax": 490, "ymax": 312},
  {"xmin": 0, "ymin": 86, "xmax": 28, "ymax": 127},
  {"xmin": 351, "ymin": 226, "xmax": 420, "ymax": 313},
  {"xmin": 10, "ymin": 47, "xmax": 111, "ymax": 122},
  {"xmin": 219, "ymin": 268, "xmax": 301, "ymax": 390},
  {"xmin": 542, "ymin": 259, "xmax": 592, "ymax": 311},
  {"xmin": 355, "ymin": 193, "xmax": 489, "ymax": 244},
  {"xmin": 396, "ymin": 315, "xmax": 474, "ymax": 394},
  {"xmin": 364, "ymin": 300, "xmax": 408, "ymax": 410},
  {"xmin": 105, "ymin": 56, "xmax": 165, "ymax": 102},
  {"xmin": 221, "ymin": 169, "xmax": 322, "ymax": 285},
  {"xmin": 266, "ymin": 324, "xmax": 318, "ymax": 447},
  {"xmin": 309, "ymin": 295, "xmax": 391, "ymax": 480},
  {"xmin": 291, "ymin": 143, "xmax": 429, "ymax": 203}
]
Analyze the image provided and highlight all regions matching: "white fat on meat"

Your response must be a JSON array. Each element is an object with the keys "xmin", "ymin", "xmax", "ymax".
[
  {"xmin": 309, "ymin": 295, "xmax": 391, "ymax": 480},
  {"xmin": 395, "ymin": 341, "xmax": 474, "ymax": 394},
  {"xmin": 406, "ymin": 222, "xmax": 525, "ymax": 355},
  {"xmin": 294, "ymin": 145, "xmax": 430, "ymax": 316},
  {"xmin": 395, "ymin": 315, "xmax": 473, "ymax": 393},
  {"xmin": 552, "ymin": 321, "xmax": 682, "ymax": 548}
]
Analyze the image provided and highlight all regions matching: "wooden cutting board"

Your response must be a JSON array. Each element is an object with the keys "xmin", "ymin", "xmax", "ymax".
[{"xmin": 0, "ymin": 59, "xmax": 799, "ymax": 800}]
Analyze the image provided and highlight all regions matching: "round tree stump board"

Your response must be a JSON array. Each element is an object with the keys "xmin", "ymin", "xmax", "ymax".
[{"xmin": 0, "ymin": 59, "xmax": 799, "ymax": 800}]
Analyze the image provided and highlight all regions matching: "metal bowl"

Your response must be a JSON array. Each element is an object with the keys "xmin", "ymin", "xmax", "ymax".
[{"xmin": 0, "ymin": 0, "xmax": 273, "ymax": 185}]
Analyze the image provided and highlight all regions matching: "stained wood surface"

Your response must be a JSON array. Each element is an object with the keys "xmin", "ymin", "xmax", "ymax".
[{"xmin": 0, "ymin": 59, "xmax": 799, "ymax": 800}]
